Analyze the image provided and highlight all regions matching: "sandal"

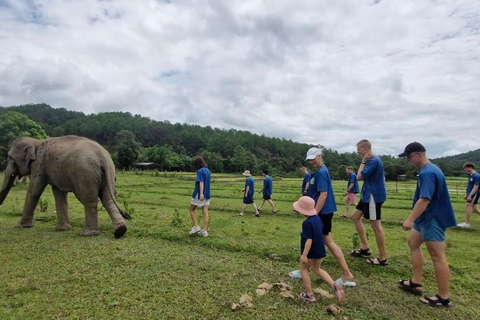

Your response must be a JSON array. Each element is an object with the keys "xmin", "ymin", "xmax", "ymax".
[
  {"xmin": 339, "ymin": 214, "xmax": 349, "ymax": 218},
  {"xmin": 236, "ymin": 213, "xmax": 244, "ymax": 217},
  {"xmin": 398, "ymin": 279, "xmax": 423, "ymax": 295},
  {"xmin": 255, "ymin": 213, "xmax": 260, "ymax": 217},
  {"xmin": 350, "ymin": 248, "xmax": 371, "ymax": 257},
  {"xmin": 272, "ymin": 210, "xmax": 278, "ymax": 213},
  {"xmin": 365, "ymin": 257, "xmax": 389, "ymax": 266},
  {"xmin": 420, "ymin": 294, "xmax": 454, "ymax": 308},
  {"xmin": 333, "ymin": 282, "xmax": 345, "ymax": 302}
]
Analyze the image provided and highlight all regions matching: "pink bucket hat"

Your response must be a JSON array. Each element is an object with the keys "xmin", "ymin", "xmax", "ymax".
[{"xmin": 293, "ymin": 196, "xmax": 317, "ymax": 216}]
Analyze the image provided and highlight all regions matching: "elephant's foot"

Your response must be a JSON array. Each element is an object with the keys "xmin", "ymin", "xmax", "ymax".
[
  {"xmin": 113, "ymin": 224, "xmax": 127, "ymax": 238},
  {"xmin": 81, "ymin": 229, "xmax": 100, "ymax": 236},
  {"xmin": 16, "ymin": 221, "xmax": 33, "ymax": 228},
  {"xmin": 55, "ymin": 224, "xmax": 72, "ymax": 231}
]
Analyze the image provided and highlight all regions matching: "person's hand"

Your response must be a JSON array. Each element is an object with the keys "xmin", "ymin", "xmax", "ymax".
[
  {"xmin": 362, "ymin": 152, "xmax": 373, "ymax": 162},
  {"xmin": 300, "ymin": 255, "xmax": 308, "ymax": 264},
  {"xmin": 402, "ymin": 219, "xmax": 414, "ymax": 231},
  {"xmin": 467, "ymin": 195, "xmax": 472, "ymax": 201},
  {"xmin": 199, "ymin": 194, "xmax": 204, "ymax": 201}
]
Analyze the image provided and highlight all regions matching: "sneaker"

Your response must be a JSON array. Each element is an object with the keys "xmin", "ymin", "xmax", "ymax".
[
  {"xmin": 189, "ymin": 225, "xmax": 201, "ymax": 235},
  {"xmin": 457, "ymin": 222, "xmax": 471, "ymax": 228},
  {"xmin": 299, "ymin": 291, "xmax": 316, "ymax": 303},
  {"xmin": 198, "ymin": 229, "xmax": 209, "ymax": 237}
]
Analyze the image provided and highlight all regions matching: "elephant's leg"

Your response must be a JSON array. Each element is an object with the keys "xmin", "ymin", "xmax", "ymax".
[
  {"xmin": 52, "ymin": 186, "xmax": 72, "ymax": 231},
  {"xmin": 100, "ymin": 187, "xmax": 127, "ymax": 238},
  {"xmin": 81, "ymin": 201, "xmax": 100, "ymax": 236},
  {"xmin": 17, "ymin": 180, "xmax": 47, "ymax": 228}
]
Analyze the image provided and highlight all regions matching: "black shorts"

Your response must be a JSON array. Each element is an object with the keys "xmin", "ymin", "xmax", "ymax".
[
  {"xmin": 262, "ymin": 194, "xmax": 271, "ymax": 200},
  {"xmin": 243, "ymin": 194, "xmax": 254, "ymax": 204},
  {"xmin": 356, "ymin": 200, "xmax": 383, "ymax": 220},
  {"xmin": 467, "ymin": 193, "xmax": 479, "ymax": 205},
  {"xmin": 320, "ymin": 213, "xmax": 333, "ymax": 235}
]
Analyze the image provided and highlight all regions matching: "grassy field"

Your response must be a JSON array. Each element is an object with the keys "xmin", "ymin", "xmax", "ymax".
[{"xmin": 1, "ymin": 171, "xmax": 479, "ymax": 319}]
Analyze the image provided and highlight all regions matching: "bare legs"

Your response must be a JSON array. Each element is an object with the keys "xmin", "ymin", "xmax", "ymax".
[
  {"xmin": 464, "ymin": 203, "xmax": 480, "ymax": 225},
  {"xmin": 351, "ymin": 209, "xmax": 387, "ymax": 260},
  {"xmin": 324, "ymin": 234, "xmax": 354, "ymax": 281},
  {"xmin": 258, "ymin": 199, "xmax": 277, "ymax": 212},
  {"xmin": 239, "ymin": 203, "xmax": 259, "ymax": 216},
  {"xmin": 407, "ymin": 229, "xmax": 451, "ymax": 301},
  {"xmin": 189, "ymin": 204, "xmax": 209, "ymax": 231}
]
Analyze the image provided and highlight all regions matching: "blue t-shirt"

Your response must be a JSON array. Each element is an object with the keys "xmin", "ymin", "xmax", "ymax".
[
  {"xmin": 263, "ymin": 176, "xmax": 273, "ymax": 196},
  {"xmin": 245, "ymin": 177, "xmax": 254, "ymax": 195},
  {"xmin": 192, "ymin": 167, "xmax": 211, "ymax": 199},
  {"xmin": 302, "ymin": 172, "xmax": 311, "ymax": 194},
  {"xmin": 360, "ymin": 156, "xmax": 387, "ymax": 203},
  {"xmin": 466, "ymin": 172, "xmax": 480, "ymax": 196},
  {"xmin": 300, "ymin": 215, "xmax": 326, "ymax": 259},
  {"xmin": 308, "ymin": 165, "xmax": 337, "ymax": 214},
  {"xmin": 413, "ymin": 162, "xmax": 456, "ymax": 229},
  {"xmin": 347, "ymin": 173, "xmax": 359, "ymax": 194}
]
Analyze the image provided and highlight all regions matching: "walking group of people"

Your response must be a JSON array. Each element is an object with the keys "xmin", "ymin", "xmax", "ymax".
[{"xmin": 186, "ymin": 139, "xmax": 478, "ymax": 308}]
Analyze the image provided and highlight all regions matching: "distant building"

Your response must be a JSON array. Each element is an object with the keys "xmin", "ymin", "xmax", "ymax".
[
  {"xmin": 133, "ymin": 162, "xmax": 160, "ymax": 170},
  {"xmin": 397, "ymin": 174, "xmax": 407, "ymax": 181}
]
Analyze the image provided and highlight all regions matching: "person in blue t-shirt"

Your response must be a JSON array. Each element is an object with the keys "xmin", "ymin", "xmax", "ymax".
[
  {"xmin": 289, "ymin": 148, "xmax": 355, "ymax": 287},
  {"xmin": 457, "ymin": 162, "xmax": 480, "ymax": 228},
  {"xmin": 293, "ymin": 196, "xmax": 345, "ymax": 303},
  {"xmin": 398, "ymin": 142, "xmax": 455, "ymax": 308},
  {"xmin": 301, "ymin": 166, "xmax": 311, "ymax": 196},
  {"xmin": 258, "ymin": 170, "xmax": 278, "ymax": 213},
  {"xmin": 238, "ymin": 170, "xmax": 260, "ymax": 217},
  {"xmin": 340, "ymin": 166, "xmax": 359, "ymax": 218},
  {"xmin": 350, "ymin": 139, "xmax": 388, "ymax": 266},
  {"xmin": 188, "ymin": 156, "xmax": 211, "ymax": 237}
]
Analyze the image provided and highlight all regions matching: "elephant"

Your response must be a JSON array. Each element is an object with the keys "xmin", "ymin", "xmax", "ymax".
[{"xmin": 0, "ymin": 135, "xmax": 131, "ymax": 238}]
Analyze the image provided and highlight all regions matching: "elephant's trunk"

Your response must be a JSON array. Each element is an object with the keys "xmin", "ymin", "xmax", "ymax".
[{"xmin": 0, "ymin": 161, "xmax": 19, "ymax": 205}]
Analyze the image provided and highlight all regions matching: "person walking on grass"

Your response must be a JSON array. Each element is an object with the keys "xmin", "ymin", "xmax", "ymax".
[
  {"xmin": 188, "ymin": 156, "xmax": 211, "ymax": 237},
  {"xmin": 301, "ymin": 166, "xmax": 311, "ymax": 196},
  {"xmin": 457, "ymin": 162, "xmax": 480, "ymax": 228},
  {"xmin": 349, "ymin": 139, "xmax": 388, "ymax": 266},
  {"xmin": 258, "ymin": 170, "xmax": 278, "ymax": 213},
  {"xmin": 289, "ymin": 148, "xmax": 355, "ymax": 287},
  {"xmin": 340, "ymin": 166, "xmax": 359, "ymax": 218},
  {"xmin": 294, "ymin": 196, "xmax": 345, "ymax": 303},
  {"xmin": 397, "ymin": 142, "xmax": 456, "ymax": 307},
  {"xmin": 238, "ymin": 170, "xmax": 260, "ymax": 217}
]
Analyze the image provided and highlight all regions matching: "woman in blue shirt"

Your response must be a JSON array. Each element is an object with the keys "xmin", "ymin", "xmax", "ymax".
[{"xmin": 188, "ymin": 156, "xmax": 211, "ymax": 237}]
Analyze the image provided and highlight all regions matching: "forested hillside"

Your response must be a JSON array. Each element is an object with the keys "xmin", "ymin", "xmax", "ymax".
[{"xmin": 0, "ymin": 103, "xmax": 477, "ymax": 178}]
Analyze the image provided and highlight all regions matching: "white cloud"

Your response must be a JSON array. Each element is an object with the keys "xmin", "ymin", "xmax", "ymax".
[{"xmin": 0, "ymin": 0, "xmax": 479, "ymax": 158}]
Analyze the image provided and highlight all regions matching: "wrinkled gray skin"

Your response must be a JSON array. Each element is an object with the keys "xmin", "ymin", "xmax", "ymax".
[{"xmin": 0, "ymin": 135, "xmax": 129, "ymax": 238}]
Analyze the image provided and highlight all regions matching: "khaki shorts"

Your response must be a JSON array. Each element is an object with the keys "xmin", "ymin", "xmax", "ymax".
[{"xmin": 191, "ymin": 198, "xmax": 211, "ymax": 207}]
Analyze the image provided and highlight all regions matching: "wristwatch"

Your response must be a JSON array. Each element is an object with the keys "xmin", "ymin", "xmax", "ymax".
[{"xmin": 361, "ymin": 161, "xmax": 366, "ymax": 164}]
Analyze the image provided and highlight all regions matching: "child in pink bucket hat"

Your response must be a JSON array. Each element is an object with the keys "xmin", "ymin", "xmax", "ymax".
[{"xmin": 293, "ymin": 196, "xmax": 345, "ymax": 303}]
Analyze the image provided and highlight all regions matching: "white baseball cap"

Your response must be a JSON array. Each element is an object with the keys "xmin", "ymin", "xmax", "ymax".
[{"xmin": 305, "ymin": 147, "xmax": 323, "ymax": 160}]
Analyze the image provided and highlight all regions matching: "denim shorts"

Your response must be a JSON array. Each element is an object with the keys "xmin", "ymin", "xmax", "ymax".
[{"xmin": 413, "ymin": 218, "xmax": 446, "ymax": 242}]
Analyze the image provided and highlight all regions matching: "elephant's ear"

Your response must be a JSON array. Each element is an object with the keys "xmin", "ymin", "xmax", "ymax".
[{"xmin": 25, "ymin": 144, "xmax": 36, "ymax": 165}]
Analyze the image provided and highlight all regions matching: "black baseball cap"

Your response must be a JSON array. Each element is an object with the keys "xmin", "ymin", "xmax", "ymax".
[{"xmin": 398, "ymin": 142, "xmax": 426, "ymax": 158}]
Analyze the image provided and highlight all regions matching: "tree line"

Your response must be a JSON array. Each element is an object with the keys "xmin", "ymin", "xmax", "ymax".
[{"xmin": 1, "ymin": 104, "xmax": 478, "ymax": 179}]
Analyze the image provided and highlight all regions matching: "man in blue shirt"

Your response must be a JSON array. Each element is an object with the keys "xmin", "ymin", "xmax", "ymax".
[
  {"xmin": 258, "ymin": 170, "xmax": 278, "ymax": 213},
  {"xmin": 457, "ymin": 162, "xmax": 480, "ymax": 228},
  {"xmin": 340, "ymin": 166, "xmax": 359, "ymax": 218},
  {"xmin": 398, "ymin": 142, "xmax": 455, "ymax": 307},
  {"xmin": 350, "ymin": 140, "xmax": 388, "ymax": 266},
  {"xmin": 290, "ymin": 147, "xmax": 355, "ymax": 286},
  {"xmin": 301, "ymin": 166, "xmax": 311, "ymax": 196},
  {"xmin": 238, "ymin": 170, "xmax": 260, "ymax": 217}
]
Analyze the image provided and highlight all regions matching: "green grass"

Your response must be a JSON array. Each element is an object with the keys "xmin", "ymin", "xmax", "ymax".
[{"xmin": 1, "ymin": 172, "xmax": 479, "ymax": 319}]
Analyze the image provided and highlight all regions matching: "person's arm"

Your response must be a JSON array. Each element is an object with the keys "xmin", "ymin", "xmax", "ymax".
[
  {"xmin": 357, "ymin": 152, "xmax": 373, "ymax": 180},
  {"xmin": 346, "ymin": 182, "xmax": 354, "ymax": 194},
  {"xmin": 467, "ymin": 184, "xmax": 479, "ymax": 201},
  {"xmin": 199, "ymin": 181, "xmax": 204, "ymax": 200},
  {"xmin": 245, "ymin": 185, "xmax": 250, "ymax": 197},
  {"xmin": 402, "ymin": 198, "xmax": 430, "ymax": 230},
  {"xmin": 315, "ymin": 192, "xmax": 327, "ymax": 214},
  {"xmin": 304, "ymin": 182, "xmax": 310, "ymax": 194},
  {"xmin": 300, "ymin": 239, "xmax": 312, "ymax": 264}
]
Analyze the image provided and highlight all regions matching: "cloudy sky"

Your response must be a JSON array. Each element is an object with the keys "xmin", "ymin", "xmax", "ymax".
[{"xmin": 0, "ymin": 0, "xmax": 479, "ymax": 158}]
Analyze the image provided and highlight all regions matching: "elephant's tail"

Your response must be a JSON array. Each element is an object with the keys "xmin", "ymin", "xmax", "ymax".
[{"xmin": 119, "ymin": 208, "xmax": 132, "ymax": 220}]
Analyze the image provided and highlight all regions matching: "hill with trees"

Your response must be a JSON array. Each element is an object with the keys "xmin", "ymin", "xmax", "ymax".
[{"xmin": 0, "ymin": 103, "xmax": 477, "ymax": 178}]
